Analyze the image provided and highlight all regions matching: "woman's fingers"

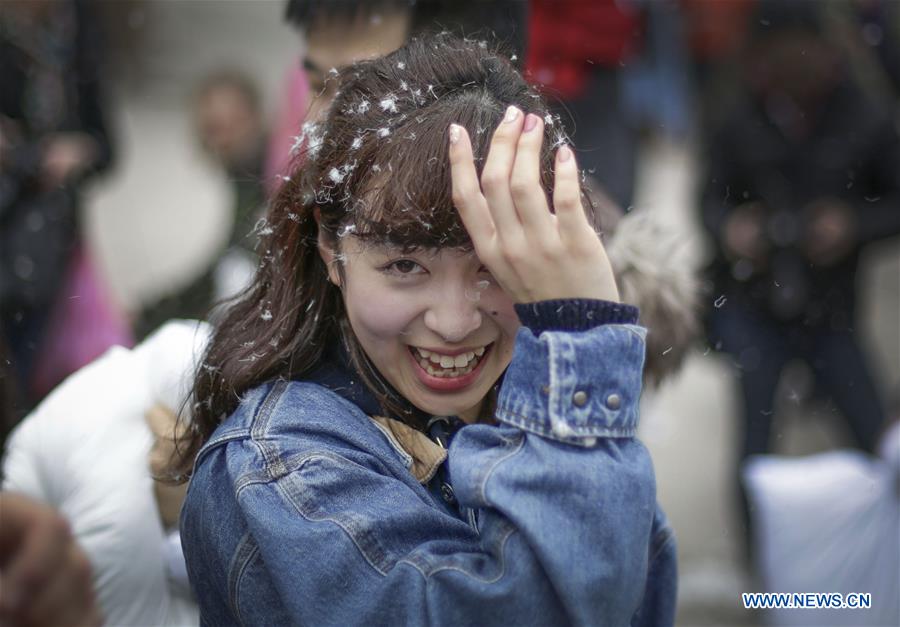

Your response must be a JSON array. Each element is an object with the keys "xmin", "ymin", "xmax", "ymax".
[
  {"xmin": 480, "ymin": 106, "xmax": 526, "ymax": 237},
  {"xmin": 449, "ymin": 122, "xmax": 522, "ymax": 291},
  {"xmin": 509, "ymin": 114, "xmax": 553, "ymax": 233},
  {"xmin": 448, "ymin": 123, "xmax": 494, "ymax": 248},
  {"xmin": 449, "ymin": 114, "xmax": 618, "ymax": 303},
  {"xmin": 552, "ymin": 144, "xmax": 591, "ymax": 239}
]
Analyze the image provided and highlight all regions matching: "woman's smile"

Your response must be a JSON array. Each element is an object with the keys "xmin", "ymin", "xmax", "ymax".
[{"xmin": 406, "ymin": 343, "xmax": 493, "ymax": 392}]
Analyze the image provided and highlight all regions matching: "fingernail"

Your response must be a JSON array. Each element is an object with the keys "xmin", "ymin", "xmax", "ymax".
[
  {"xmin": 558, "ymin": 144, "xmax": 572, "ymax": 163},
  {"xmin": 523, "ymin": 113, "xmax": 539, "ymax": 133},
  {"xmin": 449, "ymin": 124, "xmax": 461, "ymax": 144},
  {"xmin": 504, "ymin": 105, "xmax": 520, "ymax": 123}
]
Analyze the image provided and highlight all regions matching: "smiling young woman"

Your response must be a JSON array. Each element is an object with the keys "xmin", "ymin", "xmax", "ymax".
[
  {"xmin": 174, "ymin": 35, "xmax": 676, "ymax": 626},
  {"xmin": 318, "ymin": 236, "xmax": 517, "ymax": 423}
]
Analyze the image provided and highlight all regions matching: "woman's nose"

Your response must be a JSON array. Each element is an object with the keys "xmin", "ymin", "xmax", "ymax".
[{"xmin": 423, "ymin": 296, "xmax": 483, "ymax": 344}]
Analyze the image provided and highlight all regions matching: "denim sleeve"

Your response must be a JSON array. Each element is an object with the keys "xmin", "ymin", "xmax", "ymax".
[{"xmin": 194, "ymin": 324, "xmax": 657, "ymax": 625}]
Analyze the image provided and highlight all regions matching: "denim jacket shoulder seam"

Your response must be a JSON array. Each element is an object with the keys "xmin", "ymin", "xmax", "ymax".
[
  {"xmin": 195, "ymin": 381, "xmax": 288, "ymax": 462},
  {"xmin": 232, "ymin": 448, "xmax": 355, "ymax": 493},
  {"xmin": 195, "ymin": 430, "xmax": 250, "ymax": 466},
  {"xmin": 249, "ymin": 380, "xmax": 291, "ymax": 479}
]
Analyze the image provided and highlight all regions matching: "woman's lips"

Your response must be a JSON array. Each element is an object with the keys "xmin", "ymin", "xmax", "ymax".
[{"xmin": 407, "ymin": 344, "xmax": 493, "ymax": 393}]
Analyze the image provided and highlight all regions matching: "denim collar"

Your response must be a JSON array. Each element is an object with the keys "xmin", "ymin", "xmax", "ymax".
[{"xmin": 304, "ymin": 342, "xmax": 383, "ymax": 417}]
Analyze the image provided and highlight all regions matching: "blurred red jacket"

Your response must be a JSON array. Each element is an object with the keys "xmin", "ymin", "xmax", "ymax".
[{"xmin": 525, "ymin": 0, "xmax": 642, "ymax": 99}]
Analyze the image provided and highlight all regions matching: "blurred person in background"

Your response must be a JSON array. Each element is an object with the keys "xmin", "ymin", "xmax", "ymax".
[
  {"xmin": 265, "ymin": 0, "xmax": 413, "ymax": 191},
  {"xmin": 135, "ymin": 71, "xmax": 267, "ymax": 340},
  {"xmin": 618, "ymin": 0, "xmax": 693, "ymax": 143},
  {"xmin": 699, "ymin": 0, "xmax": 900, "ymax": 558},
  {"xmin": 525, "ymin": 0, "xmax": 643, "ymax": 211},
  {"xmin": 681, "ymin": 0, "xmax": 757, "ymax": 133},
  {"xmin": 267, "ymin": 0, "xmax": 528, "ymax": 190},
  {"xmin": 0, "ymin": 0, "xmax": 127, "ymax": 418}
]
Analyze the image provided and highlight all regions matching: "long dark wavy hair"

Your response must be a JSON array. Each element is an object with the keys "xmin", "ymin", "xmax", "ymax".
[{"xmin": 170, "ymin": 35, "xmax": 589, "ymax": 481}]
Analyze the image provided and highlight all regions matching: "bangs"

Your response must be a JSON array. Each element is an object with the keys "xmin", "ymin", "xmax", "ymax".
[
  {"xmin": 332, "ymin": 92, "xmax": 551, "ymax": 252},
  {"xmin": 302, "ymin": 37, "xmax": 569, "ymax": 253}
]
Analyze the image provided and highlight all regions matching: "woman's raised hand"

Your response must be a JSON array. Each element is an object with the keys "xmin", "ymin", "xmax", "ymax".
[{"xmin": 448, "ymin": 107, "xmax": 619, "ymax": 304}]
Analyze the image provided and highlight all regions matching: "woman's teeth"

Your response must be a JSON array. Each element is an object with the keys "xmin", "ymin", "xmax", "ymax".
[{"xmin": 413, "ymin": 346, "xmax": 488, "ymax": 378}]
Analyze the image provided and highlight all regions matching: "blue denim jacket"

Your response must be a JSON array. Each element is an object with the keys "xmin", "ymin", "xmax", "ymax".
[{"xmin": 181, "ymin": 321, "xmax": 677, "ymax": 626}]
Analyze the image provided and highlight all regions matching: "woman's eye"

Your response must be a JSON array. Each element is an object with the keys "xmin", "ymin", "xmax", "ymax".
[{"xmin": 384, "ymin": 259, "xmax": 426, "ymax": 276}]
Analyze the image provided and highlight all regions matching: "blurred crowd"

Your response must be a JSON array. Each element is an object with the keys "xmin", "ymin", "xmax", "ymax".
[{"xmin": 1, "ymin": 0, "xmax": 898, "ymax": 625}]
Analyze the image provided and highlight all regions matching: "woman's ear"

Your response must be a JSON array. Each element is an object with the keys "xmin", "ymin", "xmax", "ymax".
[{"xmin": 315, "ymin": 208, "xmax": 342, "ymax": 286}]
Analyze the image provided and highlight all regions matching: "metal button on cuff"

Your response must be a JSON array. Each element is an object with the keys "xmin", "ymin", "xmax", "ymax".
[
  {"xmin": 572, "ymin": 391, "xmax": 588, "ymax": 407},
  {"xmin": 605, "ymin": 393, "xmax": 621, "ymax": 410}
]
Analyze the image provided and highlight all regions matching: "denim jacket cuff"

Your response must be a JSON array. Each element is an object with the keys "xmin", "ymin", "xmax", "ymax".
[
  {"xmin": 496, "ymin": 324, "xmax": 646, "ymax": 444},
  {"xmin": 515, "ymin": 299, "xmax": 639, "ymax": 334}
]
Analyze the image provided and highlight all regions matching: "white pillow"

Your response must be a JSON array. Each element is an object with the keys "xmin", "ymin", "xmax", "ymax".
[{"xmin": 2, "ymin": 320, "xmax": 210, "ymax": 626}]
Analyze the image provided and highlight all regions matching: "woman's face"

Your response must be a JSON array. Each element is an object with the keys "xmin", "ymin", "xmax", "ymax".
[{"xmin": 320, "ymin": 235, "xmax": 520, "ymax": 422}]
